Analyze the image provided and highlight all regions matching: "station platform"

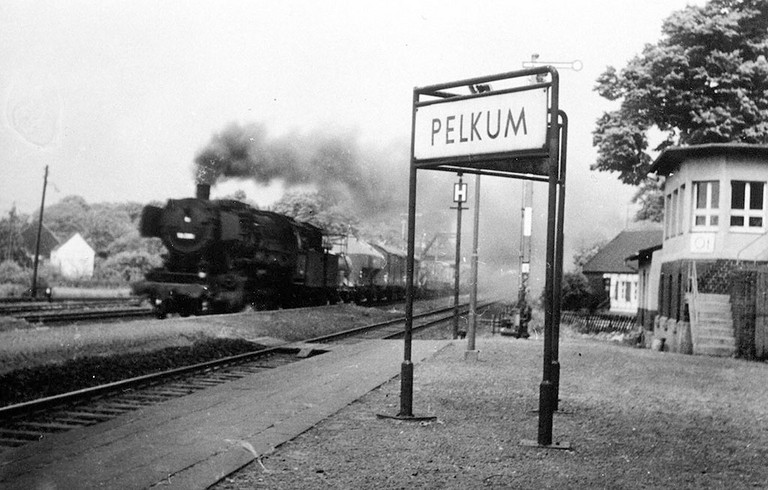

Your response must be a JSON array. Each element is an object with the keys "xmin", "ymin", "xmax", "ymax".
[{"xmin": 0, "ymin": 339, "xmax": 451, "ymax": 489}]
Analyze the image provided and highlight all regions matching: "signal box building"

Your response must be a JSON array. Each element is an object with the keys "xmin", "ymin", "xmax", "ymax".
[{"xmin": 648, "ymin": 144, "xmax": 768, "ymax": 358}]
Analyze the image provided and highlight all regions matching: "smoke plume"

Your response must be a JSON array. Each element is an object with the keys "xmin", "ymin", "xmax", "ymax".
[{"xmin": 193, "ymin": 122, "xmax": 403, "ymax": 218}]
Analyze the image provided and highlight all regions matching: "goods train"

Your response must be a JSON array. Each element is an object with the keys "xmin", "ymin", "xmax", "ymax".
[{"xmin": 132, "ymin": 184, "xmax": 438, "ymax": 318}]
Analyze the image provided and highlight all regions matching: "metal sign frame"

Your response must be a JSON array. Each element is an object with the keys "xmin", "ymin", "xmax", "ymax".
[
  {"xmin": 411, "ymin": 68, "xmax": 557, "ymax": 182},
  {"xmin": 396, "ymin": 66, "xmax": 568, "ymax": 448}
]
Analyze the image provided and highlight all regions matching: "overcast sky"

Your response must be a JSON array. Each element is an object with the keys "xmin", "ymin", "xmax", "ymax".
[{"xmin": 1, "ymin": 0, "xmax": 705, "ymax": 274}]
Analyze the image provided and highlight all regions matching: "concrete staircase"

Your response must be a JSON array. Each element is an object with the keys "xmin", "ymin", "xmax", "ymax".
[{"xmin": 687, "ymin": 293, "xmax": 736, "ymax": 357}]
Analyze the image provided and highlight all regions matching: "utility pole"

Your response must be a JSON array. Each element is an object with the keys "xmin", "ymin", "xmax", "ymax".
[
  {"xmin": 465, "ymin": 174, "xmax": 481, "ymax": 360},
  {"xmin": 519, "ymin": 180, "xmax": 533, "ymax": 305},
  {"xmin": 31, "ymin": 165, "xmax": 48, "ymax": 299}
]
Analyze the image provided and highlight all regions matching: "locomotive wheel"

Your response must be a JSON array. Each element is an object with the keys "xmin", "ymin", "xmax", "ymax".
[
  {"xmin": 153, "ymin": 299, "xmax": 168, "ymax": 319},
  {"xmin": 178, "ymin": 299, "xmax": 195, "ymax": 317}
]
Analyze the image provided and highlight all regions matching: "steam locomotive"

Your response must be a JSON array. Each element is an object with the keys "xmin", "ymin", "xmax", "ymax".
[{"xmin": 132, "ymin": 184, "xmax": 421, "ymax": 318}]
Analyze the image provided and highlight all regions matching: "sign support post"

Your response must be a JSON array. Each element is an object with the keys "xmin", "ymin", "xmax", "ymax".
[
  {"xmin": 451, "ymin": 174, "xmax": 468, "ymax": 340},
  {"xmin": 381, "ymin": 68, "xmax": 568, "ymax": 442},
  {"xmin": 552, "ymin": 111, "xmax": 569, "ymax": 412}
]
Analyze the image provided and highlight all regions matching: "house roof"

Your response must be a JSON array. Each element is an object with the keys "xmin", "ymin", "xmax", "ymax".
[
  {"xmin": 20, "ymin": 223, "xmax": 60, "ymax": 257},
  {"xmin": 371, "ymin": 242, "xmax": 408, "ymax": 258},
  {"xmin": 626, "ymin": 243, "xmax": 663, "ymax": 262},
  {"xmin": 52, "ymin": 232, "xmax": 95, "ymax": 254},
  {"xmin": 649, "ymin": 143, "xmax": 768, "ymax": 177},
  {"xmin": 582, "ymin": 227, "xmax": 663, "ymax": 274},
  {"xmin": 338, "ymin": 237, "xmax": 385, "ymax": 259}
]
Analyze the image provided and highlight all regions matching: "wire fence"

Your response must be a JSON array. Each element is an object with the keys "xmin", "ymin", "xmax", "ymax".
[{"xmin": 561, "ymin": 310, "xmax": 637, "ymax": 335}]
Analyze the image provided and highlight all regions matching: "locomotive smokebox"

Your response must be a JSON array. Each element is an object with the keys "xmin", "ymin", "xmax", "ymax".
[{"xmin": 196, "ymin": 183, "xmax": 211, "ymax": 200}]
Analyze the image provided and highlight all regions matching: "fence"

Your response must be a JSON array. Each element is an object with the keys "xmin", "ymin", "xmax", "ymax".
[
  {"xmin": 731, "ymin": 268, "xmax": 768, "ymax": 360},
  {"xmin": 561, "ymin": 311, "xmax": 637, "ymax": 335}
]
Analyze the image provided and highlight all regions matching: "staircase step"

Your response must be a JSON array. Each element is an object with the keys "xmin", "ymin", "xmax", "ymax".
[
  {"xmin": 693, "ymin": 344, "xmax": 736, "ymax": 357},
  {"xmin": 695, "ymin": 302, "xmax": 731, "ymax": 311},
  {"xmin": 694, "ymin": 316, "xmax": 733, "ymax": 325},
  {"xmin": 697, "ymin": 319, "xmax": 733, "ymax": 328},
  {"xmin": 697, "ymin": 331, "xmax": 736, "ymax": 342},
  {"xmin": 695, "ymin": 336, "xmax": 735, "ymax": 346},
  {"xmin": 694, "ymin": 303, "xmax": 732, "ymax": 312},
  {"xmin": 696, "ymin": 293, "xmax": 731, "ymax": 304}
]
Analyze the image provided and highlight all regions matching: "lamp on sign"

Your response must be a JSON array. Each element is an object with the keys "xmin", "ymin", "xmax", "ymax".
[{"xmin": 453, "ymin": 181, "xmax": 468, "ymax": 203}]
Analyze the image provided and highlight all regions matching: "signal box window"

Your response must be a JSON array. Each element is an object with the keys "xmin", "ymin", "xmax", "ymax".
[
  {"xmin": 693, "ymin": 181, "xmax": 719, "ymax": 229},
  {"xmin": 730, "ymin": 180, "xmax": 765, "ymax": 230}
]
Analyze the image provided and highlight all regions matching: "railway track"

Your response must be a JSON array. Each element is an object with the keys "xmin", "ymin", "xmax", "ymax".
[
  {"xmin": 0, "ymin": 300, "xmax": 494, "ymax": 450},
  {"xmin": 0, "ymin": 297, "xmax": 153, "ymax": 325},
  {"xmin": 12, "ymin": 306, "xmax": 155, "ymax": 324}
]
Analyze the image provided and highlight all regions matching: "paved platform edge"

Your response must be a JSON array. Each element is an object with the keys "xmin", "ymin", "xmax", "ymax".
[
  {"xmin": 0, "ymin": 339, "xmax": 453, "ymax": 490},
  {"xmin": 165, "ymin": 339, "xmax": 453, "ymax": 490}
]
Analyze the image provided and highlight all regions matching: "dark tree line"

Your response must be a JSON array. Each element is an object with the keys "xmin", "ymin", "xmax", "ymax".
[{"xmin": 0, "ymin": 189, "xmax": 384, "ymax": 287}]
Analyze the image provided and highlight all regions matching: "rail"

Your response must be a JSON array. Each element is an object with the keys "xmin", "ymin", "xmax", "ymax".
[{"xmin": 0, "ymin": 300, "xmax": 495, "ymax": 423}]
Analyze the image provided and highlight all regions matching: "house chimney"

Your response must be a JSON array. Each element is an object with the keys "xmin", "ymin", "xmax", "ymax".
[{"xmin": 196, "ymin": 183, "xmax": 210, "ymax": 200}]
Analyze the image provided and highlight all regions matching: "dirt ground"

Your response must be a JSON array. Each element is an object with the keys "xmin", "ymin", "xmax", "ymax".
[{"xmin": 215, "ymin": 334, "xmax": 768, "ymax": 489}]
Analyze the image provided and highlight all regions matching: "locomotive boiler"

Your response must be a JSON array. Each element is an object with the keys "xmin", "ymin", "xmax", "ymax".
[{"xmin": 132, "ymin": 184, "xmax": 339, "ymax": 317}]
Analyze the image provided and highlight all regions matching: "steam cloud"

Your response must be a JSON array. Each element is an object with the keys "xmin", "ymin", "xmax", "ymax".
[{"xmin": 194, "ymin": 122, "xmax": 400, "ymax": 217}]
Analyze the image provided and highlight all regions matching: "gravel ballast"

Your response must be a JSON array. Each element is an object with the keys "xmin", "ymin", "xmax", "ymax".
[{"xmin": 215, "ymin": 335, "xmax": 768, "ymax": 489}]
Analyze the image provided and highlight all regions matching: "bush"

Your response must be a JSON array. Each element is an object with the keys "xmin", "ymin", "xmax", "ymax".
[
  {"xmin": 0, "ymin": 283, "xmax": 27, "ymax": 297},
  {"xmin": 561, "ymin": 272, "xmax": 593, "ymax": 311},
  {"xmin": 95, "ymin": 250, "xmax": 162, "ymax": 283},
  {"xmin": 0, "ymin": 260, "xmax": 30, "ymax": 285}
]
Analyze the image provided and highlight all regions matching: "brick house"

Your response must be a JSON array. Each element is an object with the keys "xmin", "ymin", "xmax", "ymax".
[{"xmin": 648, "ymin": 143, "xmax": 768, "ymax": 358}]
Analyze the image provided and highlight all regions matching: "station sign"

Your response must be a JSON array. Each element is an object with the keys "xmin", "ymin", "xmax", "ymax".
[
  {"xmin": 453, "ymin": 181, "xmax": 468, "ymax": 203},
  {"xmin": 414, "ymin": 88, "xmax": 548, "ymax": 162}
]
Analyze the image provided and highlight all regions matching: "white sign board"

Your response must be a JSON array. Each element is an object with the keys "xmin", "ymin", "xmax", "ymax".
[
  {"xmin": 414, "ymin": 88, "xmax": 548, "ymax": 161},
  {"xmin": 690, "ymin": 233, "xmax": 715, "ymax": 254},
  {"xmin": 453, "ymin": 182, "xmax": 468, "ymax": 203}
]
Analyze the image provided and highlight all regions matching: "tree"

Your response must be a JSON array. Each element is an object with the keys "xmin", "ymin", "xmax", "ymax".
[
  {"xmin": 106, "ymin": 229, "xmax": 164, "ymax": 257},
  {"xmin": 0, "ymin": 260, "xmax": 29, "ymax": 285},
  {"xmin": 592, "ymin": 0, "xmax": 768, "ymax": 217},
  {"xmin": 0, "ymin": 207, "xmax": 29, "ymax": 265},
  {"xmin": 85, "ymin": 204, "xmax": 135, "ymax": 257},
  {"xmin": 95, "ymin": 250, "xmax": 163, "ymax": 283},
  {"xmin": 270, "ymin": 191, "xmax": 359, "ymax": 236},
  {"xmin": 44, "ymin": 195, "xmax": 90, "ymax": 239}
]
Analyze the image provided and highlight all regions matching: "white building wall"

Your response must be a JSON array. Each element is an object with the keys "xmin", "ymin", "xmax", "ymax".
[
  {"xmin": 604, "ymin": 272, "xmax": 639, "ymax": 314},
  {"xmin": 50, "ymin": 233, "xmax": 95, "ymax": 279},
  {"xmin": 662, "ymin": 154, "xmax": 768, "ymax": 264}
]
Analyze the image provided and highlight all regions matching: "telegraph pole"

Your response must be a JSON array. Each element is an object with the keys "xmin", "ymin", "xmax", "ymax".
[{"xmin": 31, "ymin": 165, "xmax": 49, "ymax": 299}]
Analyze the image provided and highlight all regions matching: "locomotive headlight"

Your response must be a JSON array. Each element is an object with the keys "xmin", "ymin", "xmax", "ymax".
[{"xmin": 198, "ymin": 262, "xmax": 208, "ymax": 279}]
